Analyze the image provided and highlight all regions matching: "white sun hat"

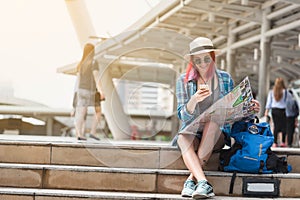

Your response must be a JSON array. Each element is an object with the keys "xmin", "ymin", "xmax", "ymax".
[{"xmin": 184, "ymin": 37, "xmax": 220, "ymax": 60}]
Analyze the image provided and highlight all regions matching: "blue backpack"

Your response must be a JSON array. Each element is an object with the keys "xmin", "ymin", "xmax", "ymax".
[{"xmin": 219, "ymin": 119, "xmax": 291, "ymax": 174}]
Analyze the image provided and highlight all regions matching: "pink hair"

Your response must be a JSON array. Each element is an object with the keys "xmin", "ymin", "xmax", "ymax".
[{"xmin": 184, "ymin": 51, "xmax": 216, "ymax": 83}]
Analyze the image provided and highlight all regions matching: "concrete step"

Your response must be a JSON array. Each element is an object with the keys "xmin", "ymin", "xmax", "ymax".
[
  {"xmin": 0, "ymin": 163, "xmax": 299, "ymax": 197},
  {"xmin": 0, "ymin": 135, "xmax": 299, "ymax": 172},
  {"xmin": 0, "ymin": 187, "xmax": 297, "ymax": 200}
]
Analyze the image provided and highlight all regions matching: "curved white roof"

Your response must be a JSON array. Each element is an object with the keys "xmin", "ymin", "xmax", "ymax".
[{"xmin": 58, "ymin": 0, "xmax": 300, "ymax": 96}]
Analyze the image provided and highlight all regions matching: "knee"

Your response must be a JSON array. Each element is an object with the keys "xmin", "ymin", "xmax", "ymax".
[
  {"xmin": 177, "ymin": 134, "xmax": 195, "ymax": 153},
  {"xmin": 75, "ymin": 110, "xmax": 86, "ymax": 121},
  {"xmin": 177, "ymin": 134, "xmax": 185, "ymax": 149},
  {"xmin": 177, "ymin": 134, "xmax": 190, "ymax": 147}
]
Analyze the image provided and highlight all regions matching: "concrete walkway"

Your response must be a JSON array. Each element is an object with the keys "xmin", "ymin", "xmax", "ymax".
[
  {"xmin": 0, "ymin": 187, "xmax": 298, "ymax": 199},
  {"xmin": 0, "ymin": 134, "xmax": 171, "ymax": 146}
]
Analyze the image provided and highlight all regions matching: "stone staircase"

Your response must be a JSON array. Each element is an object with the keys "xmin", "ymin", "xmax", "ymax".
[{"xmin": 0, "ymin": 135, "xmax": 300, "ymax": 199}]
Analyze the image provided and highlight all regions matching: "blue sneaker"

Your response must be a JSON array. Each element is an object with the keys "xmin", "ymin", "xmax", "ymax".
[
  {"xmin": 192, "ymin": 180, "xmax": 215, "ymax": 199},
  {"xmin": 181, "ymin": 179, "xmax": 196, "ymax": 197}
]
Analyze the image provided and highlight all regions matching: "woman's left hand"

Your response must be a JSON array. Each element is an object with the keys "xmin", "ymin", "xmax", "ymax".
[{"xmin": 250, "ymin": 99, "xmax": 260, "ymax": 113}]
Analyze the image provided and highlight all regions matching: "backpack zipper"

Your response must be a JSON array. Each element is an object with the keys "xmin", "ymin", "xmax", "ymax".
[
  {"xmin": 244, "ymin": 156, "xmax": 258, "ymax": 161},
  {"xmin": 259, "ymin": 144, "xmax": 262, "ymax": 157}
]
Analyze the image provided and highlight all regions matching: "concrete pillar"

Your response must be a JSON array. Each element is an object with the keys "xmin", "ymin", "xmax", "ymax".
[
  {"xmin": 258, "ymin": 8, "xmax": 271, "ymax": 117},
  {"xmin": 171, "ymin": 84, "xmax": 179, "ymax": 139},
  {"xmin": 99, "ymin": 65, "xmax": 131, "ymax": 140},
  {"xmin": 226, "ymin": 25, "xmax": 236, "ymax": 80},
  {"xmin": 171, "ymin": 62, "xmax": 185, "ymax": 138},
  {"xmin": 46, "ymin": 117, "xmax": 53, "ymax": 136},
  {"xmin": 65, "ymin": 0, "xmax": 96, "ymax": 47}
]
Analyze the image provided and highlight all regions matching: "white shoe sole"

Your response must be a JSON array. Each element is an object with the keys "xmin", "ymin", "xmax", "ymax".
[
  {"xmin": 192, "ymin": 192, "xmax": 215, "ymax": 199},
  {"xmin": 181, "ymin": 191, "xmax": 193, "ymax": 197},
  {"xmin": 181, "ymin": 194, "xmax": 192, "ymax": 197}
]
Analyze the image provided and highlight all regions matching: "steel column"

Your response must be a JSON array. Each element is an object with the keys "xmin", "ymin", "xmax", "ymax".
[{"xmin": 258, "ymin": 8, "xmax": 271, "ymax": 117}]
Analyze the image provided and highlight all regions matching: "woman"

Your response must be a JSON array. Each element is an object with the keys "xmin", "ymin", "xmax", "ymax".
[
  {"xmin": 172, "ymin": 37, "xmax": 260, "ymax": 199},
  {"xmin": 265, "ymin": 78, "xmax": 291, "ymax": 147},
  {"xmin": 74, "ymin": 42, "xmax": 105, "ymax": 140}
]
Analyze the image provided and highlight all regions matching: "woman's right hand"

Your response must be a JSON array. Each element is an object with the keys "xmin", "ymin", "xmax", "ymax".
[
  {"xmin": 186, "ymin": 88, "xmax": 211, "ymax": 114},
  {"xmin": 192, "ymin": 88, "xmax": 211, "ymax": 103}
]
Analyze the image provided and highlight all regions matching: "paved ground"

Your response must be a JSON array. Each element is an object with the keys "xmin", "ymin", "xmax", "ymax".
[
  {"xmin": 0, "ymin": 135, "xmax": 300, "ymax": 199},
  {"xmin": 0, "ymin": 134, "xmax": 172, "ymax": 146},
  {"xmin": 170, "ymin": 196, "xmax": 297, "ymax": 199},
  {"xmin": 0, "ymin": 187, "xmax": 299, "ymax": 199}
]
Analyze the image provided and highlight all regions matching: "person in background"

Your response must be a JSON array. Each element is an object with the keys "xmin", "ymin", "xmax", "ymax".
[
  {"xmin": 74, "ymin": 42, "xmax": 105, "ymax": 140},
  {"xmin": 265, "ymin": 78, "xmax": 291, "ymax": 147},
  {"xmin": 171, "ymin": 37, "xmax": 260, "ymax": 199},
  {"xmin": 286, "ymin": 90, "xmax": 299, "ymax": 147}
]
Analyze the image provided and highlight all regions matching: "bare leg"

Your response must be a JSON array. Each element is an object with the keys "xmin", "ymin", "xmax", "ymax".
[
  {"xmin": 197, "ymin": 122, "xmax": 223, "ymax": 163},
  {"xmin": 177, "ymin": 134, "xmax": 206, "ymax": 181},
  {"xmin": 90, "ymin": 106, "xmax": 101, "ymax": 135},
  {"xmin": 178, "ymin": 121, "xmax": 223, "ymax": 182},
  {"xmin": 278, "ymin": 132, "xmax": 282, "ymax": 146},
  {"xmin": 185, "ymin": 137, "xmax": 202, "ymax": 182},
  {"xmin": 75, "ymin": 106, "xmax": 88, "ymax": 138}
]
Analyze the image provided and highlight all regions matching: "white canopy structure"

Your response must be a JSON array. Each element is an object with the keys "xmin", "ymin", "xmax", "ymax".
[{"xmin": 59, "ymin": 0, "xmax": 300, "ymax": 139}]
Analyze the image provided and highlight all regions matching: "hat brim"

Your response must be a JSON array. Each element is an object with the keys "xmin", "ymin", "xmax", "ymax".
[{"xmin": 184, "ymin": 49, "xmax": 221, "ymax": 60}]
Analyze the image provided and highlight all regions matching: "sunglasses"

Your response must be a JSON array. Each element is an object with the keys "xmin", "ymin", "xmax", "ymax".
[{"xmin": 192, "ymin": 56, "xmax": 212, "ymax": 65}]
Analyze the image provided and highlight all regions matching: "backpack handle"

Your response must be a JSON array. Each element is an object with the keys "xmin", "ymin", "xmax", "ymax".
[{"xmin": 250, "ymin": 116, "xmax": 259, "ymax": 124}]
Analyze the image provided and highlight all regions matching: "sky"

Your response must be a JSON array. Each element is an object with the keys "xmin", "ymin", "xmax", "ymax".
[{"xmin": 0, "ymin": 0, "xmax": 160, "ymax": 109}]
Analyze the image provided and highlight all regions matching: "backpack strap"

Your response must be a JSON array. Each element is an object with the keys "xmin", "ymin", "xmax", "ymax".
[
  {"xmin": 259, "ymin": 160, "xmax": 264, "ymax": 174},
  {"xmin": 250, "ymin": 116, "xmax": 259, "ymax": 123},
  {"xmin": 284, "ymin": 89, "xmax": 287, "ymax": 102},
  {"xmin": 229, "ymin": 171, "xmax": 237, "ymax": 194}
]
